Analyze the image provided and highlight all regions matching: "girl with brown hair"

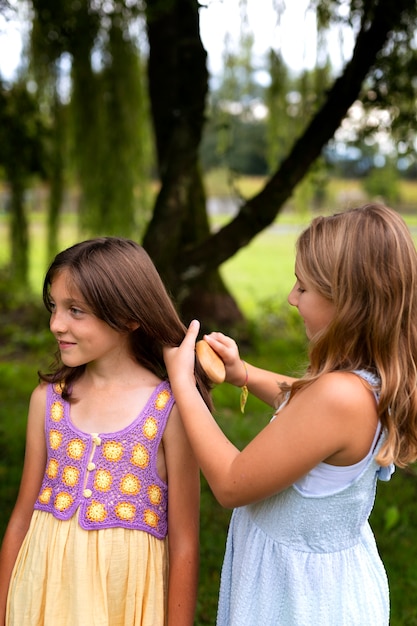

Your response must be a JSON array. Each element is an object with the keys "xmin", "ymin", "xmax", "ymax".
[{"xmin": 0, "ymin": 237, "xmax": 211, "ymax": 626}]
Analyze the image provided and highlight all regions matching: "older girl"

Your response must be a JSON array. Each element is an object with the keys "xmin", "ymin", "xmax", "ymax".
[{"xmin": 164, "ymin": 204, "xmax": 417, "ymax": 625}]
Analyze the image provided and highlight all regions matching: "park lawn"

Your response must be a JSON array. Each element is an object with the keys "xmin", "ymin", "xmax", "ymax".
[{"xmin": 220, "ymin": 226, "xmax": 305, "ymax": 317}]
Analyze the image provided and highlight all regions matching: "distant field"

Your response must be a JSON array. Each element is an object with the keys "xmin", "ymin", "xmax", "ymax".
[
  {"xmin": 2, "ymin": 174, "xmax": 417, "ymax": 315},
  {"xmin": 0, "ymin": 208, "xmax": 307, "ymax": 316},
  {"xmin": 221, "ymin": 226, "xmax": 304, "ymax": 316}
]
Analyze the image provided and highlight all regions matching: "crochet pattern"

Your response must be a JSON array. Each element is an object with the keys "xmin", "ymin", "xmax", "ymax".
[{"xmin": 35, "ymin": 381, "xmax": 174, "ymax": 539}]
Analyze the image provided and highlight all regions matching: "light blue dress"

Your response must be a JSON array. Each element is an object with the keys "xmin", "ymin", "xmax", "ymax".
[{"xmin": 216, "ymin": 371, "xmax": 394, "ymax": 626}]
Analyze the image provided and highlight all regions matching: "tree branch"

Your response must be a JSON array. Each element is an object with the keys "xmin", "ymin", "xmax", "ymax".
[{"xmin": 179, "ymin": 0, "xmax": 413, "ymax": 282}]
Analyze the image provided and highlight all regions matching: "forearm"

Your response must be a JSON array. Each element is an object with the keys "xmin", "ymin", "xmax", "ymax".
[
  {"xmin": 235, "ymin": 360, "xmax": 297, "ymax": 408},
  {"xmin": 201, "ymin": 331, "xmax": 297, "ymax": 407},
  {"xmin": 167, "ymin": 543, "xmax": 199, "ymax": 626},
  {"xmin": 0, "ymin": 520, "xmax": 29, "ymax": 624},
  {"xmin": 164, "ymin": 321, "xmax": 293, "ymax": 506}
]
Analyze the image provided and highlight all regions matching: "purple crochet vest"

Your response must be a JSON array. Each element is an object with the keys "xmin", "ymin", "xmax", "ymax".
[{"xmin": 34, "ymin": 380, "xmax": 174, "ymax": 539}]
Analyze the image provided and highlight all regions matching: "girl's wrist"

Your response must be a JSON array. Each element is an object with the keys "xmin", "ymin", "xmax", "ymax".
[
  {"xmin": 228, "ymin": 360, "xmax": 248, "ymax": 387},
  {"xmin": 239, "ymin": 360, "xmax": 248, "ymax": 388}
]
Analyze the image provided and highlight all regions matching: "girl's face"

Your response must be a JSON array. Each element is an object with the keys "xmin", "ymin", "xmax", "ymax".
[
  {"xmin": 288, "ymin": 264, "xmax": 335, "ymax": 340},
  {"xmin": 49, "ymin": 269, "xmax": 126, "ymax": 368}
]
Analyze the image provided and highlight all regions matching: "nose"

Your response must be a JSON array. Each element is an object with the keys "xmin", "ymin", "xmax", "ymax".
[
  {"xmin": 287, "ymin": 283, "xmax": 298, "ymax": 307},
  {"xmin": 50, "ymin": 309, "xmax": 67, "ymax": 334}
]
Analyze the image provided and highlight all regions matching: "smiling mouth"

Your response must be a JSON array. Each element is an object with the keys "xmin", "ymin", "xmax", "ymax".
[{"xmin": 58, "ymin": 340, "xmax": 76, "ymax": 349}]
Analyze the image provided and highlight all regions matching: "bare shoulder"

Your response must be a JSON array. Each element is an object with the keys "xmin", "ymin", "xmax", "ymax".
[
  {"xmin": 303, "ymin": 372, "xmax": 378, "ymax": 464},
  {"xmin": 30, "ymin": 381, "xmax": 48, "ymax": 402},
  {"xmin": 26, "ymin": 382, "xmax": 48, "ymax": 429},
  {"xmin": 305, "ymin": 371, "xmax": 377, "ymax": 414},
  {"xmin": 29, "ymin": 382, "xmax": 47, "ymax": 411}
]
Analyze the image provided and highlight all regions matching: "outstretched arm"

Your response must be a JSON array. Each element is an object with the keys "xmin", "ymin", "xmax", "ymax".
[
  {"xmin": 164, "ymin": 320, "xmax": 380, "ymax": 510},
  {"xmin": 202, "ymin": 331, "xmax": 298, "ymax": 408}
]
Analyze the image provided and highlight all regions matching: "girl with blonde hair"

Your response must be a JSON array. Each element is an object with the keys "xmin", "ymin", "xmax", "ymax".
[{"xmin": 164, "ymin": 204, "xmax": 417, "ymax": 625}]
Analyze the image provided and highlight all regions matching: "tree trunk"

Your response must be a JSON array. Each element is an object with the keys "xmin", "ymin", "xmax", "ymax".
[
  {"xmin": 47, "ymin": 90, "xmax": 65, "ymax": 263},
  {"xmin": 175, "ymin": 0, "xmax": 415, "ymax": 279},
  {"xmin": 144, "ymin": 0, "xmax": 244, "ymax": 329},
  {"xmin": 9, "ymin": 175, "xmax": 29, "ymax": 286},
  {"xmin": 145, "ymin": 0, "xmax": 414, "ymax": 330}
]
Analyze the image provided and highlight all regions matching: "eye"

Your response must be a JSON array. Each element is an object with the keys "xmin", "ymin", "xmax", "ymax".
[
  {"xmin": 70, "ymin": 306, "xmax": 84, "ymax": 317},
  {"xmin": 49, "ymin": 300, "xmax": 56, "ymax": 312},
  {"xmin": 295, "ymin": 278, "xmax": 306, "ymax": 293}
]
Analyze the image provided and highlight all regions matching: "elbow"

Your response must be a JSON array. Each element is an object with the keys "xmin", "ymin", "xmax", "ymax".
[
  {"xmin": 213, "ymin": 484, "xmax": 244, "ymax": 509},
  {"xmin": 209, "ymin": 459, "xmax": 252, "ymax": 508},
  {"xmin": 216, "ymin": 494, "xmax": 234, "ymax": 509}
]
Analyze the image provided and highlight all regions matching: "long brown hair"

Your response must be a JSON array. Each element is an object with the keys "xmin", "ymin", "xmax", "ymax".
[
  {"xmin": 40, "ymin": 237, "xmax": 212, "ymax": 409},
  {"xmin": 285, "ymin": 203, "xmax": 417, "ymax": 467}
]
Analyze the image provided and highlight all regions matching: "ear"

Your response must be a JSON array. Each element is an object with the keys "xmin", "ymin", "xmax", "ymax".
[{"xmin": 127, "ymin": 320, "xmax": 140, "ymax": 331}]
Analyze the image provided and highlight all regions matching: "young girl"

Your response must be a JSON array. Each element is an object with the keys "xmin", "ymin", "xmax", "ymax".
[
  {"xmin": 0, "ymin": 237, "xmax": 212, "ymax": 626},
  {"xmin": 164, "ymin": 203, "xmax": 417, "ymax": 625}
]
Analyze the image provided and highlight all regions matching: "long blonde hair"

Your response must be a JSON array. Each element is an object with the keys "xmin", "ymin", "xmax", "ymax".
[{"xmin": 287, "ymin": 203, "xmax": 417, "ymax": 467}]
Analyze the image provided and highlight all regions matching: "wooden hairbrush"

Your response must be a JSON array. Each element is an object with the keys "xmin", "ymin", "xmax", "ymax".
[{"xmin": 196, "ymin": 340, "xmax": 226, "ymax": 384}]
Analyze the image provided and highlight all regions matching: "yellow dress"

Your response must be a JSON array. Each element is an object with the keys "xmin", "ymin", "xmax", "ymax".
[{"xmin": 6, "ymin": 510, "xmax": 168, "ymax": 626}]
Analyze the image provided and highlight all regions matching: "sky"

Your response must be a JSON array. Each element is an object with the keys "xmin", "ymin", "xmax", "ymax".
[
  {"xmin": 0, "ymin": 0, "xmax": 354, "ymax": 80},
  {"xmin": 0, "ymin": 8, "xmax": 24, "ymax": 80},
  {"xmin": 199, "ymin": 0, "xmax": 318, "ymax": 74}
]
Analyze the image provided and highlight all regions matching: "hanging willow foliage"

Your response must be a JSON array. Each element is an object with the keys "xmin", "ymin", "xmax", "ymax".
[
  {"xmin": 70, "ymin": 7, "xmax": 151, "ymax": 236},
  {"xmin": 30, "ymin": 0, "xmax": 152, "ymax": 240}
]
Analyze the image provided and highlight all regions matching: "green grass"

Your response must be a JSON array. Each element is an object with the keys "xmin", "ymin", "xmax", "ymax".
[
  {"xmin": 221, "ymin": 227, "xmax": 304, "ymax": 317},
  {"xmin": 0, "ymin": 211, "xmax": 81, "ymax": 290}
]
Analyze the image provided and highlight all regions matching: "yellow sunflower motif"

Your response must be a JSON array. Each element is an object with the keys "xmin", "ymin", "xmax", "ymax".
[
  {"xmin": 38, "ymin": 487, "xmax": 52, "ymax": 504},
  {"xmin": 143, "ymin": 417, "xmax": 158, "ymax": 440},
  {"xmin": 46, "ymin": 459, "xmax": 59, "ymax": 479},
  {"xmin": 155, "ymin": 390, "xmax": 171, "ymax": 410},
  {"xmin": 54, "ymin": 491, "xmax": 73, "ymax": 512},
  {"xmin": 147, "ymin": 484, "xmax": 162, "ymax": 505},
  {"xmin": 115, "ymin": 502, "xmax": 136, "ymax": 521},
  {"xmin": 131, "ymin": 443, "xmax": 149, "ymax": 469},
  {"xmin": 86, "ymin": 500, "xmax": 107, "ymax": 523},
  {"xmin": 53, "ymin": 382, "xmax": 64, "ymax": 395},
  {"xmin": 67, "ymin": 438, "xmax": 86, "ymax": 460},
  {"xmin": 62, "ymin": 466, "xmax": 80, "ymax": 487},
  {"xmin": 144, "ymin": 509, "xmax": 159, "ymax": 528},
  {"xmin": 50, "ymin": 401, "xmax": 64, "ymax": 422},
  {"xmin": 102, "ymin": 441, "xmax": 124, "ymax": 462},
  {"xmin": 49, "ymin": 429, "xmax": 63, "ymax": 450},
  {"xmin": 94, "ymin": 469, "xmax": 113, "ymax": 492},
  {"xmin": 120, "ymin": 473, "xmax": 141, "ymax": 496}
]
